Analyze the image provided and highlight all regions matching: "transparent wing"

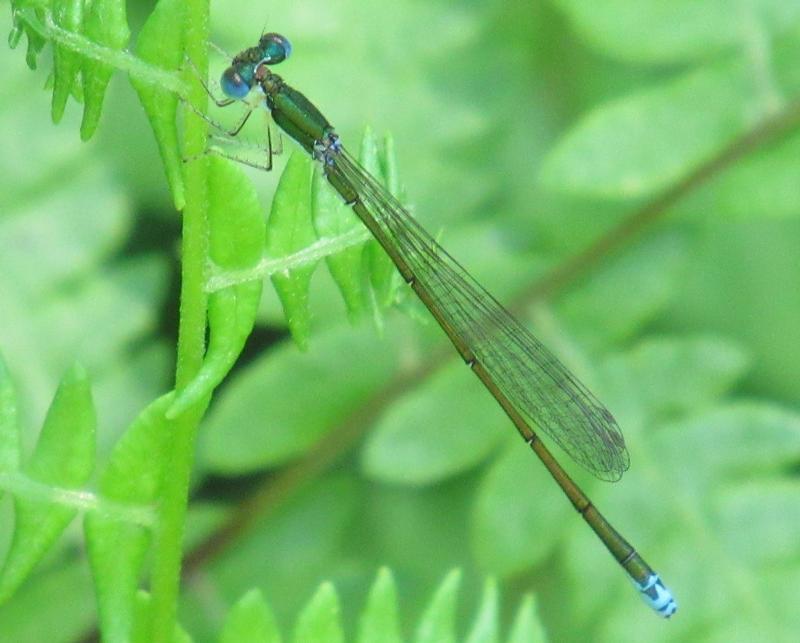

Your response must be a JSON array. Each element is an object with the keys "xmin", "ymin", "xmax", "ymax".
[{"xmin": 333, "ymin": 148, "xmax": 629, "ymax": 481}]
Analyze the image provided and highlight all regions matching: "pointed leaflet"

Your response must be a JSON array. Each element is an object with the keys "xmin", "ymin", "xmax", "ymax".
[
  {"xmin": 553, "ymin": 0, "xmax": 800, "ymax": 64},
  {"xmin": 360, "ymin": 127, "xmax": 399, "ymax": 310},
  {"xmin": 19, "ymin": 363, "xmax": 95, "ymax": 483},
  {"xmin": 465, "ymin": 578, "xmax": 499, "ymax": 643},
  {"xmin": 131, "ymin": 591, "xmax": 192, "ymax": 643},
  {"xmin": 505, "ymin": 595, "xmax": 546, "ymax": 643},
  {"xmin": 168, "ymin": 157, "xmax": 264, "ymax": 417},
  {"xmin": 362, "ymin": 362, "xmax": 506, "ymax": 485},
  {"xmin": 414, "ymin": 569, "xmax": 461, "ymax": 643},
  {"xmin": 220, "ymin": 588, "xmax": 282, "ymax": 643},
  {"xmin": 80, "ymin": 0, "xmax": 130, "ymax": 140},
  {"xmin": 199, "ymin": 322, "xmax": 399, "ymax": 474},
  {"xmin": 131, "ymin": 0, "xmax": 186, "ymax": 209},
  {"xmin": 312, "ymin": 163, "xmax": 368, "ymax": 321},
  {"xmin": 601, "ymin": 335, "xmax": 749, "ymax": 422},
  {"xmin": 8, "ymin": 5, "xmax": 47, "ymax": 69},
  {"xmin": 0, "ymin": 364, "xmax": 95, "ymax": 602},
  {"xmin": 377, "ymin": 132, "xmax": 404, "ymax": 305},
  {"xmin": 51, "ymin": 0, "xmax": 84, "ymax": 123},
  {"xmin": 357, "ymin": 568, "xmax": 402, "ymax": 643},
  {"xmin": 267, "ymin": 151, "xmax": 317, "ymax": 350},
  {"xmin": 293, "ymin": 582, "xmax": 344, "ymax": 643},
  {"xmin": 85, "ymin": 395, "xmax": 171, "ymax": 643},
  {"xmin": 539, "ymin": 58, "xmax": 770, "ymax": 199},
  {"xmin": 557, "ymin": 233, "xmax": 687, "ymax": 351},
  {"xmin": 0, "ymin": 354, "xmax": 20, "ymax": 477},
  {"xmin": 472, "ymin": 443, "xmax": 571, "ymax": 577}
]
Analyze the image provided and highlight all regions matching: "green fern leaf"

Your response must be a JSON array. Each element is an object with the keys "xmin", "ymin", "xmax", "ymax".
[
  {"xmin": 220, "ymin": 588, "xmax": 282, "ymax": 643},
  {"xmin": 51, "ymin": 0, "xmax": 84, "ymax": 123},
  {"xmin": 464, "ymin": 578, "xmax": 499, "ymax": 643},
  {"xmin": 131, "ymin": 0, "xmax": 186, "ymax": 209},
  {"xmin": 199, "ymin": 323, "xmax": 401, "ymax": 474},
  {"xmin": 85, "ymin": 394, "xmax": 172, "ymax": 643},
  {"xmin": 293, "ymin": 582, "xmax": 344, "ymax": 643},
  {"xmin": 357, "ymin": 568, "xmax": 403, "ymax": 643},
  {"xmin": 0, "ymin": 354, "xmax": 21, "ymax": 477},
  {"xmin": 552, "ymin": 0, "xmax": 800, "ymax": 64},
  {"xmin": 414, "ymin": 569, "xmax": 461, "ymax": 643},
  {"xmin": 505, "ymin": 595, "xmax": 546, "ymax": 643},
  {"xmin": 266, "ymin": 152, "xmax": 317, "ymax": 350},
  {"xmin": 0, "ymin": 364, "xmax": 95, "ymax": 602},
  {"xmin": 539, "ymin": 59, "xmax": 772, "ymax": 198},
  {"xmin": 168, "ymin": 157, "xmax": 264, "ymax": 418},
  {"xmin": 80, "ymin": 0, "xmax": 130, "ymax": 140},
  {"xmin": 361, "ymin": 362, "xmax": 506, "ymax": 485}
]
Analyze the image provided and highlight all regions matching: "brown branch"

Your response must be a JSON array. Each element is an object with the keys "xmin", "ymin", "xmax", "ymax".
[{"xmin": 525, "ymin": 98, "xmax": 800, "ymax": 302}]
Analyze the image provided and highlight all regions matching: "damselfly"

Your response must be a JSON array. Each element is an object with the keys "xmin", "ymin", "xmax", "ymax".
[{"xmin": 198, "ymin": 32, "xmax": 677, "ymax": 618}]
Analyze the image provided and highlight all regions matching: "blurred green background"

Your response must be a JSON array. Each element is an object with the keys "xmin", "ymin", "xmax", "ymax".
[{"xmin": 2, "ymin": 0, "xmax": 800, "ymax": 641}]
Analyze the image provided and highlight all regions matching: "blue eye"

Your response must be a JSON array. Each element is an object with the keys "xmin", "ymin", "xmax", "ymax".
[
  {"xmin": 220, "ymin": 67, "xmax": 251, "ymax": 99},
  {"xmin": 258, "ymin": 32, "xmax": 292, "ymax": 64}
]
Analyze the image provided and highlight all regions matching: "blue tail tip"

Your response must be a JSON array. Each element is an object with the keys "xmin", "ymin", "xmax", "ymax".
[{"xmin": 636, "ymin": 573, "xmax": 677, "ymax": 618}]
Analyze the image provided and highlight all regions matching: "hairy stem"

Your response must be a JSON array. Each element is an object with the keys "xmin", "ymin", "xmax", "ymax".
[{"xmin": 149, "ymin": 1, "xmax": 210, "ymax": 640}]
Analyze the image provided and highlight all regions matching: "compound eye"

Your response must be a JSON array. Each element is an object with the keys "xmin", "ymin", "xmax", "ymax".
[
  {"xmin": 220, "ymin": 67, "xmax": 251, "ymax": 99},
  {"xmin": 258, "ymin": 32, "xmax": 292, "ymax": 64}
]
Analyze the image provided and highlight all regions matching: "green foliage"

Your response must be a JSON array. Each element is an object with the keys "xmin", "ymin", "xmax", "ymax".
[
  {"xmin": 552, "ymin": 0, "xmax": 800, "ymax": 64},
  {"xmin": 540, "ymin": 58, "xmax": 770, "ymax": 198},
  {"xmin": 3, "ymin": 1, "xmax": 800, "ymax": 642},
  {"xmin": 312, "ymin": 159, "xmax": 368, "ymax": 321},
  {"xmin": 219, "ymin": 588, "xmax": 281, "ymax": 643},
  {"xmin": 464, "ymin": 578, "xmax": 499, "ymax": 643},
  {"xmin": 199, "ymin": 322, "xmax": 402, "ymax": 473},
  {"xmin": 293, "ymin": 582, "xmax": 345, "ymax": 643},
  {"xmin": 0, "ymin": 363, "xmax": 95, "ymax": 602},
  {"xmin": 359, "ymin": 127, "xmax": 402, "ymax": 311},
  {"xmin": 505, "ymin": 595, "xmax": 547, "ymax": 643},
  {"xmin": 414, "ymin": 569, "xmax": 460, "ymax": 643},
  {"xmin": 50, "ymin": 0, "xmax": 84, "ymax": 123},
  {"xmin": 79, "ymin": 0, "xmax": 129, "ymax": 140},
  {"xmin": 361, "ymin": 362, "xmax": 506, "ymax": 485},
  {"xmin": 265, "ymin": 151, "xmax": 317, "ymax": 349},
  {"xmin": 168, "ymin": 157, "xmax": 264, "ymax": 418},
  {"xmin": 0, "ymin": 356, "xmax": 20, "ymax": 475},
  {"xmin": 357, "ymin": 568, "xmax": 402, "ymax": 643},
  {"xmin": 131, "ymin": 0, "xmax": 186, "ymax": 209},
  {"xmin": 85, "ymin": 394, "xmax": 172, "ymax": 642}
]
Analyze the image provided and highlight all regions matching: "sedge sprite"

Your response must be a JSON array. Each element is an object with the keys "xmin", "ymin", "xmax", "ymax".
[{"xmin": 203, "ymin": 32, "xmax": 677, "ymax": 618}]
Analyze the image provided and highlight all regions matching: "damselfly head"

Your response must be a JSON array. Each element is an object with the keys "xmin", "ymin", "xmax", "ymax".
[
  {"xmin": 257, "ymin": 33, "xmax": 292, "ymax": 65},
  {"xmin": 220, "ymin": 65, "xmax": 254, "ymax": 99},
  {"xmin": 221, "ymin": 33, "xmax": 291, "ymax": 99}
]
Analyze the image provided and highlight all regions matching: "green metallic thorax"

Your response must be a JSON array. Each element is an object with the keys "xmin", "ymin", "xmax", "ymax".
[{"xmin": 258, "ymin": 70, "xmax": 333, "ymax": 154}]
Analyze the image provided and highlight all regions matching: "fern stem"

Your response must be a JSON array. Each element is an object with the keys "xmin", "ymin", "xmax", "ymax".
[
  {"xmin": 149, "ymin": 1, "xmax": 211, "ymax": 641},
  {"xmin": 19, "ymin": 10, "xmax": 187, "ymax": 95}
]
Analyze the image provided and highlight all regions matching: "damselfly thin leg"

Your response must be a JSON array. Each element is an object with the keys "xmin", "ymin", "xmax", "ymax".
[
  {"xmin": 204, "ymin": 125, "xmax": 277, "ymax": 171},
  {"xmin": 183, "ymin": 65, "xmax": 256, "ymax": 136},
  {"xmin": 183, "ymin": 54, "xmax": 280, "ymax": 167},
  {"xmin": 184, "ymin": 54, "xmax": 236, "ymax": 108},
  {"xmin": 208, "ymin": 41, "xmax": 233, "ymax": 60}
]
